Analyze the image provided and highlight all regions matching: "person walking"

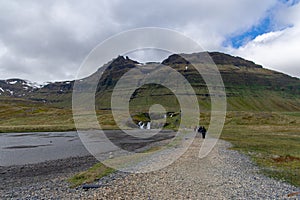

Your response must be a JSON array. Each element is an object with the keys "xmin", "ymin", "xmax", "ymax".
[
  {"xmin": 201, "ymin": 126, "xmax": 207, "ymax": 139},
  {"xmin": 198, "ymin": 126, "xmax": 207, "ymax": 139}
]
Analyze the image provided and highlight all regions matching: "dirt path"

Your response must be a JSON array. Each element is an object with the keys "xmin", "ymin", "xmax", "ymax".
[
  {"xmin": 91, "ymin": 137, "xmax": 299, "ymax": 199},
  {"xmin": 1, "ymin": 137, "xmax": 299, "ymax": 199}
]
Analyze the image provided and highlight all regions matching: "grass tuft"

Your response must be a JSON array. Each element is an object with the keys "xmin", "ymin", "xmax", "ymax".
[{"xmin": 68, "ymin": 163, "xmax": 115, "ymax": 188}]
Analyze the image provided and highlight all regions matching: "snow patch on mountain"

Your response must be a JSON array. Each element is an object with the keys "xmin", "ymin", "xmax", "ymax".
[
  {"xmin": 6, "ymin": 89, "xmax": 13, "ymax": 95},
  {"xmin": 7, "ymin": 80, "xmax": 18, "ymax": 85},
  {"xmin": 24, "ymin": 80, "xmax": 48, "ymax": 89}
]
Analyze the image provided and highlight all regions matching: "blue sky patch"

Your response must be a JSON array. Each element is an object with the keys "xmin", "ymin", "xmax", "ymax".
[
  {"xmin": 278, "ymin": 0, "xmax": 300, "ymax": 6},
  {"xmin": 224, "ymin": 0, "xmax": 299, "ymax": 49},
  {"xmin": 224, "ymin": 16, "xmax": 273, "ymax": 48}
]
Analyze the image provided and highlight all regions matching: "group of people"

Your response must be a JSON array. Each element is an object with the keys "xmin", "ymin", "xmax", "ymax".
[{"xmin": 195, "ymin": 126, "xmax": 207, "ymax": 139}]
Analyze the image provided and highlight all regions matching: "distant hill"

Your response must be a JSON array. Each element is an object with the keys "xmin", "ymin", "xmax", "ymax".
[{"xmin": 1, "ymin": 52, "xmax": 299, "ymax": 112}]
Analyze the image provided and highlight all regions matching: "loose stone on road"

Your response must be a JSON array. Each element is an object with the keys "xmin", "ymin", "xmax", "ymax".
[
  {"xmin": 93, "ymin": 138, "xmax": 299, "ymax": 199},
  {"xmin": 1, "ymin": 137, "xmax": 299, "ymax": 199}
]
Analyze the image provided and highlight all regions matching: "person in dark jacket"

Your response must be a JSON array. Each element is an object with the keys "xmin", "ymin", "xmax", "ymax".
[
  {"xmin": 198, "ymin": 126, "xmax": 207, "ymax": 139},
  {"xmin": 201, "ymin": 126, "xmax": 207, "ymax": 139}
]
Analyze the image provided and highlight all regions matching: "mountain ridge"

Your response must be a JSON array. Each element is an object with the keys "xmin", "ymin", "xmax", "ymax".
[{"xmin": 0, "ymin": 51, "xmax": 299, "ymax": 111}]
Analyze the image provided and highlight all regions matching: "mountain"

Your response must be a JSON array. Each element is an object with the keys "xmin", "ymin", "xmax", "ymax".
[
  {"xmin": 0, "ymin": 79, "xmax": 42, "ymax": 97},
  {"xmin": 94, "ymin": 52, "xmax": 300, "ymax": 112},
  {"xmin": 0, "ymin": 52, "xmax": 299, "ymax": 112}
]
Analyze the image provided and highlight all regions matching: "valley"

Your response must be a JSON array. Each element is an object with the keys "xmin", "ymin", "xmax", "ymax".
[{"xmin": 0, "ymin": 52, "xmax": 299, "ymax": 188}]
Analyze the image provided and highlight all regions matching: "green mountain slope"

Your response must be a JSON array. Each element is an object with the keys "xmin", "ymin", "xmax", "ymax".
[
  {"xmin": 92, "ymin": 52, "xmax": 300, "ymax": 112},
  {"xmin": 0, "ymin": 52, "xmax": 299, "ymax": 113}
]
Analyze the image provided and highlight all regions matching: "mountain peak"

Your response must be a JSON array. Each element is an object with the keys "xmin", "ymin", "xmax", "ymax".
[
  {"xmin": 161, "ymin": 52, "xmax": 262, "ymax": 68},
  {"xmin": 109, "ymin": 55, "xmax": 139, "ymax": 67},
  {"xmin": 208, "ymin": 52, "xmax": 262, "ymax": 68},
  {"xmin": 161, "ymin": 54, "xmax": 190, "ymax": 65}
]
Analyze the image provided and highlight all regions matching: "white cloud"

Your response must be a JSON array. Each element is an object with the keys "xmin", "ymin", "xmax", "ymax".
[
  {"xmin": 2, "ymin": 0, "xmax": 299, "ymax": 82},
  {"xmin": 252, "ymin": 31, "xmax": 284, "ymax": 43},
  {"xmin": 229, "ymin": 3, "xmax": 300, "ymax": 78},
  {"xmin": 110, "ymin": 0, "xmax": 276, "ymax": 50}
]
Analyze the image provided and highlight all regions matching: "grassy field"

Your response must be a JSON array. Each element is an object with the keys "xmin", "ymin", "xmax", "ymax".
[
  {"xmin": 221, "ymin": 112, "xmax": 300, "ymax": 186},
  {"xmin": 66, "ymin": 111, "xmax": 300, "ymax": 187},
  {"xmin": 0, "ymin": 99, "xmax": 75, "ymax": 133},
  {"xmin": 0, "ymin": 99, "xmax": 299, "ymax": 187}
]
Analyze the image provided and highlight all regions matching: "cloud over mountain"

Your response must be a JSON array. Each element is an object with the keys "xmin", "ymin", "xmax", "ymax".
[{"xmin": 0, "ymin": 0, "xmax": 298, "ymax": 82}]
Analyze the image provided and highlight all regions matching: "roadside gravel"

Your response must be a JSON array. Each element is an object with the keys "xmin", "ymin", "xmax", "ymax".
[
  {"xmin": 1, "ymin": 137, "xmax": 299, "ymax": 199},
  {"xmin": 0, "ymin": 155, "xmax": 98, "ymax": 199},
  {"xmin": 91, "ymin": 138, "xmax": 300, "ymax": 199}
]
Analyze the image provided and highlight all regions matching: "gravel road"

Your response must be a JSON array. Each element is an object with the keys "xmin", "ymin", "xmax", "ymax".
[{"xmin": 1, "ymin": 137, "xmax": 299, "ymax": 199}]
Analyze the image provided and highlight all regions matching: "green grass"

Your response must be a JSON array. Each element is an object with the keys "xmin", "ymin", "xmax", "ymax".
[
  {"xmin": 68, "ymin": 145, "xmax": 166, "ymax": 188},
  {"xmin": 68, "ymin": 112, "xmax": 299, "ymax": 188},
  {"xmin": 0, "ymin": 100, "xmax": 121, "ymax": 132},
  {"xmin": 68, "ymin": 162, "xmax": 115, "ymax": 188},
  {"xmin": 1, "ymin": 98, "xmax": 299, "ymax": 187},
  {"xmin": 283, "ymin": 112, "xmax": 300, "ymax": 117},
  {"xmin": 0, "ymin": 99, "xmax": 75, "ymax": 132},
  {"xmin": 221, "ymin": 112, "xmax": 300, "ymax": 186}
]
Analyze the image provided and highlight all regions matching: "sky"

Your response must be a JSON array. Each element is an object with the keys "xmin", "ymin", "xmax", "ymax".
[{"xmin": 0, "ymin": 0, "xmax": 299, "ymax": 83}]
